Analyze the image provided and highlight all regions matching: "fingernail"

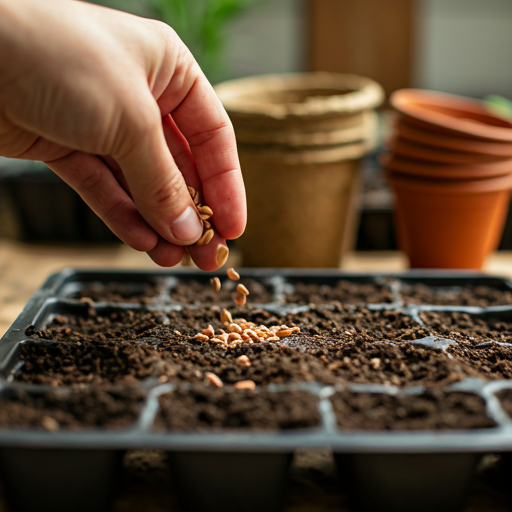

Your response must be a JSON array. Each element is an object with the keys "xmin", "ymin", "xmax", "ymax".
[
  {"xmin": 171, "ymin": 206, "xmax": 203, "ymax": 242},
  {"xmin": 216, "ymin": 244, "xmax": 229, "ymax": 267}
]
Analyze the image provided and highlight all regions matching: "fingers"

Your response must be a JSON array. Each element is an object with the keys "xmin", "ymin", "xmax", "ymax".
[
  {"xmin": 147, "ymin": 236, "xmax": 184, "ymax": 267},
  {"xmin": 159, "ymin": 65, "xmax": 246, "ymax": 241},
  {"xmin": 187, "ymin": 232, "xmax": 229, "ymax": 271},
  {"xmin": 45, "ymin": 151, "xmax": 158, "ymax": 252},
  {"xmin": 113, "ymin": 98, "xmax": 204, "ymax": 247}
]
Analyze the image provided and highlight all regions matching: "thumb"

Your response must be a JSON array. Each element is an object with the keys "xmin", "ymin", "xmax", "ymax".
[{"xmin": 114, "ymin": 101, "xmax": 203, "ymax": 246}]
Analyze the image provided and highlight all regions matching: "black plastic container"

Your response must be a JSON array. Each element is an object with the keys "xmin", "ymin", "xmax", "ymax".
[{"xmin": 2, "ymin": 268, "xmax": 512, "ymax": 512}]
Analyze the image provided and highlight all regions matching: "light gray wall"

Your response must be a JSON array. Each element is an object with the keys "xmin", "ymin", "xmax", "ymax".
[
  {"xmin": 414, "ymin": 0, "xmax": 512, "ymax": 98},
  {"xmin": 222, "ymin": 0, "xmax": 306, "ymax": 81}
]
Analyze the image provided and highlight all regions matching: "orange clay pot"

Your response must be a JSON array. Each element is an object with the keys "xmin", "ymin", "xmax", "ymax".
[
  {"xmin": 387, "ymin": 170, "xmax": 512, "ymax": 269},
  {"xmin": 394, "ymin": 119, "xmax": 512, "ymax": 157},
  {"xmin": 381, "ymin": 153, "xmax": 512, "ymax": 180},
  {"xmin": 391, "ymin": 89, "xmax": 512, "ymax": 142},
  {"xmin": 387, "ymin": 136, "xmax": 511, "ymax": 165}
]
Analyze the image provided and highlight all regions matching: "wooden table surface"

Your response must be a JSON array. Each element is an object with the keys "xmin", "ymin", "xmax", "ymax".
[{"xmin": 0, "ymin": 238, "xmax": 512, "ymax": 335}]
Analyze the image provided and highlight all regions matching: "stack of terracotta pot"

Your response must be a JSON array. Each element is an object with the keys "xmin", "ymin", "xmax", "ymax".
[
  {"xmin": 215, "ymin": 73, "xmax": 384, "ymax": 267},
  {"xmin": 384, "ymin": 89, "xmax": 512, "ymax": 269}
]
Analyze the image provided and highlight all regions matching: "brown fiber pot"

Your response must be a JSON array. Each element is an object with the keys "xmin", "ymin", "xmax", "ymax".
[
  {"xmin": 387, "ymin": 170, "xmax": 512, "ymax": 269},
  {"xmin": 215, "ymin": 73, "xmax": 384, "ymax": 267}
]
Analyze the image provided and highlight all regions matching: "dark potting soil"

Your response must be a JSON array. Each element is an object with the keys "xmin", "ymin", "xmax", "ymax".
[
  {"xmin": 331, "ymin": 389, "xmax": 496, "ymax": 430},
  {"xmin": 154, "ymin": 387, "xmax": 320, "ymax": 431},
  {"xmin": 283, "ymin": 280, "xmax": 394, "ymax": 305},
  {"xmin": 170, "ymin": 277, "xmax": 274, "ymax": 304},
  {"xmin": 400, "ymin": 283, "xmax": 512, "ymax": 307},
  {"xmin": 73, "ymin": 281, "xmax": 162, "ymax": 303},
  {"xmin": 495, "ymin": 389, "xmax": 512, "ymax": 420},
  {"xmin": 0, "ymin": 387, "xmax": 144, "ymax": 430},
  {"xmin": 419, "ymin": 311, "xmax": 512, "ymax": 345}
]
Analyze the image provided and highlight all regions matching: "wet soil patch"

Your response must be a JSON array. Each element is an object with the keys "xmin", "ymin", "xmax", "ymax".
[
  {"xmin": 401, "ymin": 283, "xmax": 512, "ymax": 307},
  {"xmin": 154, "ymin": 387, "xmax": 320, "ymax": 431},
  {"xmin": 331, "ymin": 389, "xmax": 496, "ymax": 430},
  {"xmin": 0, "ymin": 387, "xmax": 145, "ymax": 430},
  {"xmin": 283, "ymin": 280, "xmax": 394, "ymax": 305}
]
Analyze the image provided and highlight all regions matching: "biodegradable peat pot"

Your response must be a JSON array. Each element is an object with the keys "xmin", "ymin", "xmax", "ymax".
[
  {"xmin": 237, "ymin": 143, "xmax": 366, "ymax": 267},
  {"xmin": 390, "ymin": 89, "xmax": 512, "ymax": 142},
  {"xmin": 382, "ymin": 153, "xmax": 512, "ymax": 180},
  {"xmin": 215, "ymin": 72, "xmax": 384, "ymax": 267},
  {"xmin": 387, "ymin": 170, "xmax": 512, "ymax": 269}
]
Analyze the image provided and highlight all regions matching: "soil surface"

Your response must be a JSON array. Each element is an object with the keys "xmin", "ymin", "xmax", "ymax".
[
  {"xmin": 155, "ymin": 387, "xmax": 320, "ymax": 431},
  {"xmin": 11, "ymin": 278, "xmax": 512, "ymax": 432},
  {"xmin": 283, "ymin": 280, "xmax": 394, "ymax": 305},
  {"xmin": 401, "ymin": 283, "xmax": 512, "ymax": 307},
  {"xmin": 0, "ymin": 387, "xmax": 144, "ymax": 430},
  {"xmin": 331, "ymin": 389, "xmax": 496, "ymax": 430},
  {"xmin": 73, "ymin": 281, "xmax": 162, "ymax": 303}
]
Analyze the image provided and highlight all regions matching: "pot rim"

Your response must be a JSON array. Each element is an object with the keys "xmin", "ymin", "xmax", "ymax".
[
  {"xmin": 394, "ymin": 119, "xmax": 512, "ymax": 156},
  {"xmin": 215, "ymin": 72, "xmax": 384, "ymax": 119},
  {"xmin": 386, "ymin": 168, "xmax": 512, "ymax": 194},
  {"xmin": 387, "ymin": 137, "xmax": 512, "ymax": 166},
  {"xmin": 391, "ymin": 89, "xmax": 512, "ymax": 142}
]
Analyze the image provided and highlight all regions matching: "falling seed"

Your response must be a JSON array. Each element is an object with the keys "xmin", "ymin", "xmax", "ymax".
[
  {"xmin": 236, "ymin": 283, "xmax": 249, "ymax": 296},
  {"xmin": 211, "ymin": 277, "xmax": 221, "ymax": 292},
  {"xmin": 206, "ymin": 372, "xmax": 223, "ymax": 387},
  {"xmin": 236, "ymin": 355, "xmax": 251, "ymax": 367},
  {"xmin": 216, "ymin": 245, "xmax": 229, "ymax": 267},
  {"xmin": 221, "ymin": 308, "xmax": 233, "ymax": 324},
  {"xmin": 234, "ymin": 291, "xmax": 246, "ymax": 306},
  {"xmin": 227, "ymin": 268, "xmax": 240, "ymax": 280},
  {"xmin": 234, "ymin": 380, "xmax": 256, "ymax": 390}
]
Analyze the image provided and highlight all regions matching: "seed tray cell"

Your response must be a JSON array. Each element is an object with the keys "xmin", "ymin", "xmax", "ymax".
[{"xmin": 3, "ymin": 269, "xmax": 512, "ymax": 512}]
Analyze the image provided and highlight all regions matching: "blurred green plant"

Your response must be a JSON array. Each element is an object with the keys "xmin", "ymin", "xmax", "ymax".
[
  {"xmin": 96, "ymin": 0, "xmax": 263, "ymax": 83},
  {"xmin": 484, "ymin": 95, "xmax": 512, "ymax": 121}
]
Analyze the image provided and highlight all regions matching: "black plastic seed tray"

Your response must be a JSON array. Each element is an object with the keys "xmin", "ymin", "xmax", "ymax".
[{"xmin": 3, "ymin": 268, "xmax": 512, "ymax": 512}]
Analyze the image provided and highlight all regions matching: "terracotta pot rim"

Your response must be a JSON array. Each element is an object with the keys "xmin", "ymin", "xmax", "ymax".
[
  {"xmin": 386, "ymin": 138, "xmax": 512, "ymax": 167},
  {"xmin": 394, "ymin": 119, "xmax": 512, "ymax": 156},
  {"xmin": 215, "ymin": 72, "xmax": 384, "ymax": 120},
  {"xmin": 380, "ymin": 154, "xmax": 512, "ymax": 181},
  {"xmin": 386, "ymin": 168, "xmax": 512, "ymax": 194},
  {"xmin": 390, "ymin": 89, "xmax": 512, "ymax": 142}
]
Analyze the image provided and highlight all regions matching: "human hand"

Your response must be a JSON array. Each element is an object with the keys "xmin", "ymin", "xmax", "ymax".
[{"xmin": 0, "ymin": 0, "xmax": 246, "ymax": 270}]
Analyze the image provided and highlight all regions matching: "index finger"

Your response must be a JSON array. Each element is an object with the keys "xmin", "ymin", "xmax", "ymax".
[{"xmin": 164, "ymin": 73, "xmax": 246, "ymax": 241}]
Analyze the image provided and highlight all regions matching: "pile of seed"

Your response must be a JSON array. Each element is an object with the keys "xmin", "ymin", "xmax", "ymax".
[{"xmin": 188, "ymin": 186, "xmax": 214, "ymax": 246}]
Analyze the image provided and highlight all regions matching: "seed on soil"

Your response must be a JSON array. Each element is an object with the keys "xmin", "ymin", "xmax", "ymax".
[
  {"xmin": 202, "ymin": 325, "xmax": 215, "ymax": 337},
  {"xmin": 206, "ymin": 372, "xmax": 223, "ymax": 387},
  {"xmin": 221, "ymin": 308, "xmax": 233, "ymax": 324},
  {"xmin": 237, "ymin": 283, "xmax": 250, "ymax": 296},
  {"xmin": 370, "ymin": 358, "xmax": 381, "ymax": 370},
  {"xmin": 158, "ymin": 375, "xmax": 169, "ymax": 383},
  {"xmin": 228, "ymin": 332, "xmax": 242, "ymax": 341},
  {"xmin": 234, "ymin": 291, "xmax": 246, "ymax": 306},
  {"xmin": 197, "ymin": 229, "xmax": 214, "ymax": 246},
  {"xmin": 236, "ymin": 355, "xmax": 251, "ymax": 367},
  {"xmin": 228, "ymin": 323, "xmax": 242, "ymax": 334},
  {"xmin": 42, "ymin": 416, "xmax": 59, "ymax": 432},
  {"xmin": 210, "ymin": 337, "xmax": 227, "ymax": 345},
  {"xmin": 193, "ymin": 333, "xmax": 210, "ymax": 341},
  {"xmin": 227, "ymin": 268, "xmax": 240, "ymax": 280},
  {"xmin": 211, "ymin": 277, "xmax": 221, "ymax": 293},
  {"xmin": 234, "ymin": 380, "xmax": 256, "ymax": 390},
  {"xmin": 216, "ymin": 245, "xmax": 229, "ymax": 267}
]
